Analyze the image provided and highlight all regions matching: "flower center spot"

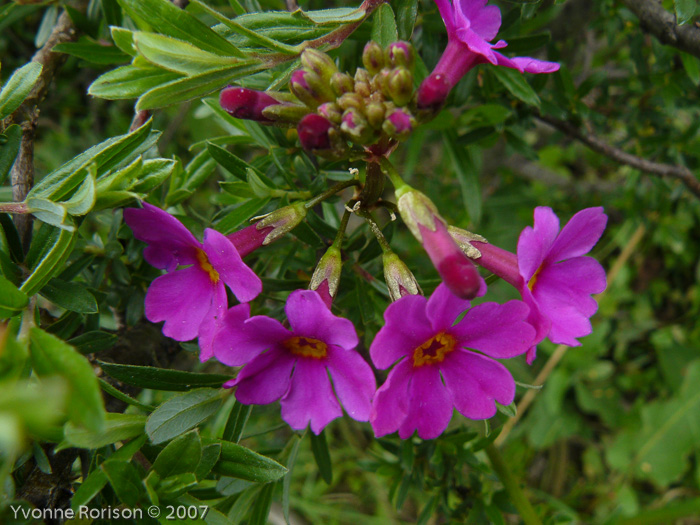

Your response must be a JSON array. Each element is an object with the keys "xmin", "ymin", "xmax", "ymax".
[
  {"xmin": 284, "ymin": 336, "xmax": 328, "ymax": 359},
  {"xmin": 196, "ymin": 249, "xmax": 220, "ymax": 283},
  {"xmin": 413, "ymin": 332, "xmax": 456, "ymax": 367}
]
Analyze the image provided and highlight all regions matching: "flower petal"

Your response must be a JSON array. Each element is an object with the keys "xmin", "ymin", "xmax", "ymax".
[
  {"xmin": 124, "ymin": 203, "xmax": 199, "ymax": 271},
  {"xmin": 546, "ymin": 207, "xmax": 607, "ymax": 263},
  {"xmin": 426, "ymin": 282, "xmax": 472, "ymax": 332},
  {"xmin": 440, "ymin": 350, "xmax": 515, "ymax": 419},
  {"xmin": 399, "ymin": 365, "xmax": 453, "ymax": 440},
  {"xmin": 326, "ymin": 347, "xmax": 376, "ymax": 422},
  {"xmin": 517, "ymin": 206, "xmax": 560, "ymax": 281},
  {"xmin": 203, "ymin": 228, "xmax": 262, "ymax": 303},
  {"xmin": 231, "ymin": 345, "xmax": 296, "ymax": 405},
  {"xmin": 285, "ymin": 290, "xmax": 359, "ymax": 350},
  {"xmin": 281, "ymin": 359, "xmax": 343, "ymax": 434},
  {"xmin": 493, "ymin": 52, "xmax": 560, "ymax": 74},
  {"xmin": 213, "ymin": 310, "xmax": 290, "ymax": 367},
  {"xmin": 197, "ymin": 282, "xmax": 228, "ymax": 362},
  {"xmin": 435, "ymin": 0, "xmax": 456, "ymax": 35},
  {"xmin": 370, "ymin": 359, "xmax": 413, "ymax": 437},
  {"xmin": 456, "ymin": 27, "xmax": 499, "ymax": 64},
  {"xmin": 145, "ymin": 267, "xmax": 213, "ymax": 341},
  {"xmin": 370, "ymin": 295, "xmax": 434, "ymax": 369},
  {"xmin": 458, "ymin": 0, "xmax": 501, "ymax": 41},
  {"xmin": 451, "ymin": 300, "xmax": 535, "ymax": 358}
]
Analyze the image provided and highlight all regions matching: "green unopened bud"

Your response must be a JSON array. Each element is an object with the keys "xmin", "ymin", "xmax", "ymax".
[
  {"xmin": 341, "ymin": 108, "xmax": 375, "ymax": 144},
  {"xmin": 387, "ymin": 67, "xmax": 414, "ymax": 106},
  {"xmin": 354, "ymin": 68, "xmax": 371, "ymax": 86},
  {"xmin": 261, "ymin": 103, "xmax": 311, "ymax": 126},
  {"xmin": 448, "ymin": 226, "xmax": 487, "ymax": 259},
  {"xmin": 383, "ymin": 251, "xmax": 422, "ymax": 301},
  {"xmin": 301, "ymin": 48, "xmax": 338, "ymax": 81},
  {"xmin": 382, "ymin": 108, "xmax": 415, "ymax": 140},
  {"xmin": 290, "ymin": 69, "xmax": 334, "ymax": 109},
  {"xmin": 337, "ymin": 92, "xmax": 365, "ymax": 112},
  {"xmin": 354, "ymin": 79, "xmax": 371, "ymax": 98},
  {"xmin": 310, "ymin": 245, "xmax": 342, "ymax": 306},
  {"xmin": 317, "ymin": 102, "xmax": 343, "ymax": 124},
  {"xmin": 330, "ymin": 72, "xmax": 355, "ymax": 95},
  {"xmin": 386, "ymin": 41, "xmax": 415, "ymax": 70},
  {"xmin": 254, "ymin": 201, "xmax": 308, "ymax": 245},
  {"xmin": 362, "ymin": 41, "xmax": 385, "ymax": 75},
  {"xmin": 366, "ymin": 101, "xmax": 386, "ymax": 128}
]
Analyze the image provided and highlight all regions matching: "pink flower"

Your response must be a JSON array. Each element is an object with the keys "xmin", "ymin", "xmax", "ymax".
[
  {"xmin": 470, "ymin": 207, "xmax": 608, "ymax": 363},
  {"xmin": 370, "ymin": 284, "xmax": 535, "ymax": 439},
  {"xmin": 417, "ymin": 0, "xmax": 559, "ymax": 110},
  {"xmin": 123, "ymin": 203, "xmax": 262, "ymax": 360},
  {"xmin": 213, "ymin": 290, "xmax": 376, "ymax": 434}
]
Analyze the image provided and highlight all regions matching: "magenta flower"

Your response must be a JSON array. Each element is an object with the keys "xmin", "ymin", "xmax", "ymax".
[
  {"xmin": 470, "ymin": 207, "xmax": 607, "ymax": 363},
  {"xmin": 213, "ymin": 290, "xmax": 376, "ymax": 434},
  {"xmin": 370, "ymin": 284, "xmax": 535, "ymax": 439},
  {"xmin": 123, "ymin": 203, "xmax": 262, "ymax": 359},
  {"xmin": 417, "ymin": 0, "xmax": 559, "ymax": 110}
]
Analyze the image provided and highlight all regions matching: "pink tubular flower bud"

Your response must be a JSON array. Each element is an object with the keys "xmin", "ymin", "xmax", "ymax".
[
  {"xmin": 290, "ymin": 70, "xmax": 333, "ymax": 109},
  {"xmin": 415, "ymin": 73, "xmax": 451, "ymax": 113},
  {"xmin": 382, "ymin": 109, "xmax": 415, "ymax": 140},
  {"xmin": 220, "ymin": 87, "xmax": 280, "ymax": 123},
  {"xmin": 297, "ymin": 114, "xmax": 348, "ymax": 158},
  {"xmin": 226, "ymin": 202, "xmax": 308, "ymax": 254}
]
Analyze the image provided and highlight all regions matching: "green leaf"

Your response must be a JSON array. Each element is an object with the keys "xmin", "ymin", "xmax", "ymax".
[
  {"xmin": 309, "ymin": 430, "xmax": 333, "ymax": 484},
  {"xmin": 207, "ymin": 142, "xmax": 249, "ymax": 182},
  {"xmin": 136, "ymin": 62, "xmax": 263, "ymax": 110},
  {"xmin": 496, "ymin": 401, "xmax": 517, "ymax": 418},
  {"xmin": 680, "ymin": 52, "xmax": 700, "ymax": 85},
  {"xmin": 39, "ymin": 278, "xmax": 98, "ymax": 314},
  {"xmin": 0, "ymin": 275, "xmax": 28, "ymax": 318},
  {"xmin": 71, "ymin": 435, "xmax": 147, "ymax": 511},
  {"xmin": 29, "ymin": 327, "xmax": 105, "ymax": 431},
  {"xmin": 89, "ymin": 65, "xmax": 182, "ymax": 100},
  {"xmin": 394, "ymin": 0, "xmax": 418, "ymax": 40},
  {"xmin": 98, "ymin": 361, "xmax": 231, "ymax": 391},
  {"xmin": 222, "ymin": 403, "xmax": 252, "ymax": 443},
  {"xmin": 116, "ymin": 0, "xmax": 244, "ymax": 56},
  {"xmin": 371, "ymin": 3, "xmax": 398, "ymax": 48},
  {"xmin": 111, "ymin": 27, "xmax": 136, "ymax": 56},
  {"xmin": 25, "ymin": 197, "xmax": 70, "ymax": 230},
  {"xmin": 0, "ymin": 124, "xmax": 21, "ymax": 185},
  {"xmin": 20, "ymin": 227, "xmax": 75, "ymax": 297},
  {"xmin": 53, "ymin": 38, "xmax": 130, "ymax": 65},
  {"xmin": 0, "ymin": 62, "xmax": 42, "ymax": 120},
  {"xmin": 62, "ymin": 169, "xmax": 96, "ymax": 216},
  {"xmin": 101, "ymin": 459, "xmax": 143, "ymax": 507},
  {"xmin": 249, "ymin": 482, "xmax": 275, "ymax": 525},
  {"xmin": 134, "ymin": 32, "xmax": 246, "ymax": 75},
  {"xmin": 68, "ymin": 331, "xmax": 117, "ymax": 354},
  {"xmin": 490, "ymin": 67, "xmax": 541, "ymax": 107},
  {"xmin": 195, "ymin": 443, "xmax": 221, "ymax": 480},
  {"xmin": 152, "ymin": 429, "xmax": 202, "ymax": 478},
  {"xmin": 214, "ymin": 198, "xmax": 270, "ymax": 235},
  {"xmin": 146, "ymin": 388, "xmax": 223, "ymax": 444},
  {"xmin": 64, "ymin": 413, "xmax": 146, "ymax": 449},
  {"xmin": 675, "ymin": 0, "xmax": 696, "ymax": 25},
  {"xmin": 443, "ymin": 132, "xmax": 482, "ymax": 224},
  {"xmin": 282, "ymin": 434, "xmax": 302, "ymax": 523},
  {"xmin": 211, "ymin": 438, "xmax": 288, "ymax": 483}
]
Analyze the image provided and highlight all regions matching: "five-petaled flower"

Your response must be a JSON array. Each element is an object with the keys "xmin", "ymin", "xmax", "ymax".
[
  {"xmin": 370, "ymin": 283, "xmax": 535, "ymax": 439},
  {"xmin": 417, "ymin": 0, "xmax": 559, "ymax": 111},
  {"xmin": 212, "ymin": 290, "xmax": 376, "ymax": 434},
  {"xmin": 469, "ymin": 207, "xmax": 608, "ymax": 363},
  {"xmin": 124, "ymin": 203, "xmax": 262, "ymax": 360}
]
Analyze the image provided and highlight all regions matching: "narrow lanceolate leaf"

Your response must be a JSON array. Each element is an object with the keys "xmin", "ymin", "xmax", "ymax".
[
  {"xmin": 136, "ymin": 62, "xmax": 263, "ymax": 110},
  {"xmin": 39, "ymin": 278, "xmax": 98, "ymax": 314},
  {"xmin": 62, "ymin": 170, "xmax": 96, "ymax": 216},
  {"xmin": 0, "ymin": 275, "xmax": 28, "ymax": 318},
  {"xmin": 145, "ymin": 388, "xmax": 223, "ymax": 444},
  {"xmin": 310, "ymin": 430, "xmax": 333, "ymax": 484},
  {"xmin": 89, "ymin": 65, "xmax": 182, "ymax": 100},
  {"xmin": 443, "ymin": 132, "xmax": 482, "ymax": 224},
  {"xmin": 0, "ymin": 62, "xmax": 42, "ymax": 119},
  {"xmin": 98, "ymin": 361, "xmax": 231, "ymax": 391},
  {"xmin": 210, "ymin": 438, "xmax": 288, "ymax": 483},
  {"xmin": 490, "ymin": 67, "xmax": 541, "ymax": 107},
  {"xmin": 101, "ymin": 460, "xmax": 143, "ymax": 507},
  {"xmin": 152, "ymin": 429, "xmax": 203, "ymax": 478},
  {"xmin": 53, "ymin": 38, "xmax": 130, "ymax": 65},
  {"xmin": 134, "ymin": 32, "xmax": 245, "ymax": 76},
  {"xmin": 371, "ymin": 3, "xmax": 398, "ymax": 48},
  {"xmin": 29, "ymin": 327, "xmax": 105, "ymax": 432},
  {"xmin": 20, "ymin": 227, "xmax": 75, "ymax": 297},
  {"xmin": 116, "ymin": 0, "xmax": 244, "ymax": 57},
  {"xmin": 64, "ymin": 413, "xmax": 146, "ymax": 449},
  {"xmin": 25, "ymin": 197, "xmax": 70, "ymax": 231},
  {"xmin": 0, "ymin": 124, "xmax": 22, "ymax": 185}
]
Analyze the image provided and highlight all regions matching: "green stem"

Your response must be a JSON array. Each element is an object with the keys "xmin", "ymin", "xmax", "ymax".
[
  {"xmin": 333, "ymin": 202, "xmax": 355, "ymax": 248},
  {"xmin": 484, "ymin": 443, "xmax": 542, "ymax": 525},
  {"xmin": 379, "ymin": 158, "xmax": 409, "ymax": 191},
  {"xmin": 357, "ymin": 208, "xmax": 392, "ymax": 254},
  {"xmin": 269, "ymin": 189, "xmax": 312, "ymax": 200},
  {"xmin": 304, "ymin": 179, "xmax": 360, "ymax": 209}
]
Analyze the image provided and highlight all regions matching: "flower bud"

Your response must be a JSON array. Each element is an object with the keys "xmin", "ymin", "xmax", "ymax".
[
  {"xmin": 397, "ymin": 187, "xmax": 482, "ymax": 299},
  {"xmin": 416, "ymin": 73, "xmax": 451, "ymax": 114},
  {"xmin": 310, "ymin": 245, "xmax": 342, "ymax": 308},
  {"xmin": 386, "ymin": 67, "xmax": 414, "ymax": 106},
  {"xmin": 300, "ymin": 48, "xmax": 338, "ymax": 81},
  {"xmin": 366, "ymin": 101, "xmax": 386, "ymax": 128},
  {"xmin": 317, "ymin": 102, "xmax": 343, "ymax": 124},
  {"xmin": 254, "ymin": 201, "xmax": 308, "ymax": 246},
  {"xmin": 227, "ymin": 222, "xmax": 274, "ymax": 257},
  {"xmin": 330, "ymin": 72, "xmax": 355, "ymax": 95},
  {"xmin": 382, "ymin": 108, "xmax": 415, "ymax": 140},
  {"xmin": 386, "ymin": 41, "xmax": 414, "ymax": 70},
  {"xmin": 337, "ymin": 92, "xmax": 365, "ymax": 112},
  {"xmin": 341, "ymin": 108, "xmax": 374, "ymax": 144},
  {"xmin": 290, "ymin": 69, "xmax": 333, "ymax": 109},
  {"xmin": 297, "ymin": 114, "xmax": 348, "ymax": 158},
  {"xmin": 362, "ymin": 41, "xmax": 385, "ymax": 75},
  {"xmin": 220, "ymin": 87, "xmax": 280, "ymax": 123},
  {"xmin": 383, "ymin": 251, "xmax": 422, "ymax": 301}
]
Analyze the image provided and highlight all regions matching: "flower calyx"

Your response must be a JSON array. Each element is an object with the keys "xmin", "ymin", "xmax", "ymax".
[
  {"xmin": 253, "ymin": 201, "xmax": 308, "ymax": 245},
  {"xmin": 448, "ymin": 225, "xmax": 487, "ymax": 259}
]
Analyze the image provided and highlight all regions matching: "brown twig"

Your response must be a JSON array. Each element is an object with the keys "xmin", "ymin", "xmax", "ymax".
[
  {"xmin": 622, "ymin": 0, "xmax": 700, "ymax": 60},
  {"xmin": 536, "ymin": 114, "xmax": 700, "ymax": 199}
]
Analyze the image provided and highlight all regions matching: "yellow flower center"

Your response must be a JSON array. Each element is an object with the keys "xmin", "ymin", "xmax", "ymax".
[
  {"xmin": 412, "ymin": 332, "xmax": 457, "ymax": 367},
  {"xmin": 196, "ymin": 249, "xmax": 220, "ymax": 283},
  {"xmin": 528, "ymin": 266, "xmax": 543, "ymax": 292},
  {"xmin": 284, "ymin": 336, "xmax": 328, "ymax": 359}
]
